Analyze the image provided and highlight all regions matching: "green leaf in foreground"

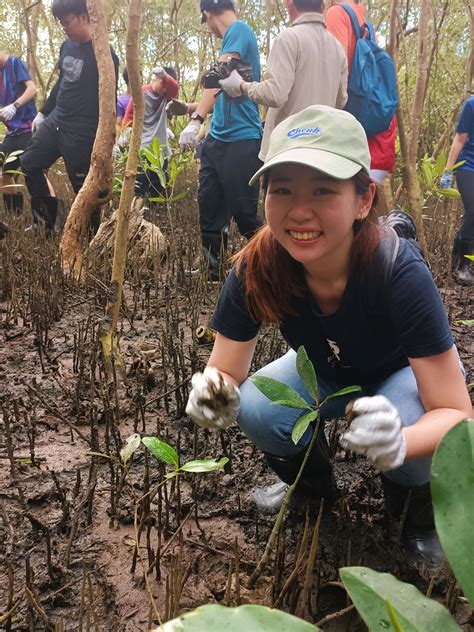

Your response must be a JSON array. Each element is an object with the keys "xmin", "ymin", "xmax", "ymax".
[
  {"xmin": 157, "ymin": 604, "xmax": 319, "ymax": 631},
  {"xmin": 296, "ymin": 346, "xmax": 318, "ymax": 401},
  {"xmin": 340, "ymin": 567, "xmax": 461, "ymax": 631},
  {"xmin": 142, "ymin": 436, "xmax": 179, "ymax": 468},
  {"xmin": 250, "ymin": 376, "xmax": 310, "ymax": 409},
  {"xmin": 291, "ymin": 410, "xmax": 318, "ymax": 445},
  {"xmin": 323, "ymin": 385, "xmax": 361, "ymax": 404},
  {"xmin": 181, "ymin": 457, "xmax": 228, "ymax": 473},
  {"xmin": 431, "ymin": 419, "xmax": 474, "ymax": 606},
  {"xmin": 120, "ymin": 433, "xmax": 141, "ymax": 465}
]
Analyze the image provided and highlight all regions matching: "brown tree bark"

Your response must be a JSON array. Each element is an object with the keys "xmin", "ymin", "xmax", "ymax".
[
  {"xmin": 59, "ymin": 0, "xmax": 117, "ymax": 276},
  {"xmin": 395, "ymin": 0, "xmax": 431, "ymax": 254},
  {"xmin": 98, "ymin": 0, "xmax": 144, "ymax": 373}
]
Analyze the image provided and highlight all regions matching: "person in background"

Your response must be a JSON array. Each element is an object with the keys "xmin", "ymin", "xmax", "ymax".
[
  {"xmin": 20, "ymin": 0, "xmax": 119, "ymax": 235},
  {"xmin": 185, "ymin": 106, "xmax": 472, "ymax": 565},
  {"xmin": 119, "ymin": 66, "xmax": 179, "ymax": 197},
  {"xmin": 0, "ymin": 49, "xmax": 37, "ymax": 216},
  {"xmin": 439, "ymin": 95, "xmax": 474, "ymax": 285},
  {"xmin": 218, "ymin": 0, "xmax": 347, "ymax": 161},
  {"xmin": 178, "ymin": 0, "xmax": 263, "ymax": 281},
  {"xmin": 326, "ymin": 0, "xmax": 397, "ymax": 187},
  {"xmin": 116, "ymin": 67, "xmax": 131, "ymax": 133}
]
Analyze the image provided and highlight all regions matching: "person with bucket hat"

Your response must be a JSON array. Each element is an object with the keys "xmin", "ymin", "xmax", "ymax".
[{"xmin": 185, "ymin": 105, "xmax": 472, "ymax": 565}]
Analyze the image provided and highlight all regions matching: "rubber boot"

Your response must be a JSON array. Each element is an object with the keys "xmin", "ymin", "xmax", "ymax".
[
  {"xmin": 454, "ymin": 237, "xmax": 474, "ymax": 285},
  {"xmin": 28, "ymin": 195, "xmax": 59, "ymax": 237},
  {"xmin": 450, "ymin": 234, "xmax": 461, "ymax": 273},
  {"xmin": 381, "ymin": 476, "xmax": 444, "ymax": 565},
  {"xmin": 187, "ymin": 230, "xmax": 228, "ymax": 281},
  {"xmin": 3, "ymin": 192, "xmax": 23, "ymax": 215},
  {"xmin": 252, "ymin": 424, "xmax": 337, "ymax": 513}
]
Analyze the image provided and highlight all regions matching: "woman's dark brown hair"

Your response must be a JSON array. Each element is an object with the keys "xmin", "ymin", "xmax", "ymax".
[{"xmin": 234, "ymin": 170, "xmax": 381, "ymax": 324}]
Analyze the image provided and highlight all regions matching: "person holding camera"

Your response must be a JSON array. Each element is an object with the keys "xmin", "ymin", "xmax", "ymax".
[
  {"xmin": 218, "ymin": 0, "xmax": 347, "ymax": 161},
  {"xmin": 178, "ymin": 0, "xmax": 263, "ymax": 280}
]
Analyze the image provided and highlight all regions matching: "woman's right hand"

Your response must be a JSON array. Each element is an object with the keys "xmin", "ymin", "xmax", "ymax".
[{"xmin": 186, "ymin": 367, "xmax": 240, "ymax": 430}]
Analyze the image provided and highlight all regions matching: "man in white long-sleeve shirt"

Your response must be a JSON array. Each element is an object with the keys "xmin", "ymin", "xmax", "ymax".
[{"xmin": 219, "ymin": 0, "xmax": 348, "ymax": 160}]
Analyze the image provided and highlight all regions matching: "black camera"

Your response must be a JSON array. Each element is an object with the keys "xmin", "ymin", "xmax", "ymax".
[{"xmin": 202, "ymin": 57, "xmax": 253, "ymax": 90}]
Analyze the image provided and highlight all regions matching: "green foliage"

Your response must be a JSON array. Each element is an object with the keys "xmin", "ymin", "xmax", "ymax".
[
  {"xmin": 431, "ymin": 419, "xmax": 474, "ymax": 606},
  {"xmin": 157, "ymin": 604, "xmax": 319, "ymax": 631},
  {"xmin": 250, "ymin": 346, "xmax": 361, "ymax": 445},
  {"xmin": 418, "ymin": 152, "xmax": 463, "ymax": 199},
  {"xmin": 119, "ymin": 432, "xmax": 141, "ymax": 466},
  {"xmin": 340, "ymin": 567, "xmax": 461, "ymax": 631},
  {"xmin": 141, "ymin": 436, "xmax": 180, "ymax": 467}
]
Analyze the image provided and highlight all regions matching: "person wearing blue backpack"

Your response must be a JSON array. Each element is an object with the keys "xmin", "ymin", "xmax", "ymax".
[{"xmin": 326, "ymin": 1, "xmax": 398, "ymax": 187}]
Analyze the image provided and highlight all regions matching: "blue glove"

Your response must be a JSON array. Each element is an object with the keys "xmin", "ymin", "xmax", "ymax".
[{"xmin": 439, "ymin": 171, "xmax": 454, "ymax": 189}]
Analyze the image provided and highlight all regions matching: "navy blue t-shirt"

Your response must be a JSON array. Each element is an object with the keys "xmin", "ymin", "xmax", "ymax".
[
  {"xmin": 42, "ymin": 39, "xmax": 119, "ymax": 138},
  {"xmin": 211, "ymin": 239, "xmax": 453, "ymax": 387},
  {"xmin": 456, "ymin": 96, "xmax": 474, "ymax": 172}
]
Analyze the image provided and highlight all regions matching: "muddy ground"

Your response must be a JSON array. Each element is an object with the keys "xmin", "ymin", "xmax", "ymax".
[{"xmin": 0, "ymin": 174, "xmax": 473, "ymax": 631}]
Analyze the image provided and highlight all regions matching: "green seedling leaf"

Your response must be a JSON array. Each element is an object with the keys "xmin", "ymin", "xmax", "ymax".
[
  {"xmin": 271, "ymin": 399, "xmax": 312, "ymax": 409},
  {"xmin": 296, "ymin": 346, "xmax": 318, "ymax": 401},
  {"xmin": 323, "ymin": 385, "xmax": 361, "ymax": 404},
  {"xmin": 431, "ymin": 419, "xmax": 474, "ymax": 606},
  {"xmin": 181, "ymin": 456, "xmax": 229, "ymax": 473},
  {"xmin": 386, "ymin": 601, "xmax": 404, "ymax": 632},
  {"xmin": 142, "ymin": 436, "xmax": 179, "ymax": 467},
  {"xmin": 250, "ymin": 376, "xmax": 309, "ymax": 409},
  {"xmin": 464, "ymin": 255, "xmax": 474, "ymax": 261},
  {"xmin": 120, "ymin": 433, "xmax": 141, "ymax": 465},
  {"xmin": 436, "ymin": 187, "xmax": 460, "ymax": 198},
  {"xmin": 292, "ymin": 410, "xmax": 318, "ymax": 445},
  {"xmin": 452, "ymin": 160, "xmax": 466, "ymax": 171},
  {"xmin": 157, "ymin": 604, "xmax": 319, "ymax": 631},
  {"xmin": 340, "ymin": 567, "xmax": 461, "ymax": 631},
  {"xmin": 455, "ymin": 319, "xmax": 474, "ymax": 326}
]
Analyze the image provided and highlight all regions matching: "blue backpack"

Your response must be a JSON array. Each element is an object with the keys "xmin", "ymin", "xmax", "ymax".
[{"xmin": 340, "ymin": 3, "xmax": 398, "ymax": 137}]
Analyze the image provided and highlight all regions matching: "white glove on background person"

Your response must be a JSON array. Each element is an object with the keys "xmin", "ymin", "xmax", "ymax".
[
  {"xmin": 32, "ymin": 112, "xmax": 45, "ymax": 133},
  {"xmin": 1, "ymin": 104, "xmax": 17, "ymax": 121},
  {"xmin": 179, "ymin": 120, "xmax": 201, "ymax": 149},
  {"xmin": 166, "ymin": 127, "xmax": 175, "ymax": 141},
  {"xmin": 219, "ymin": 69, "xmax": 244, "ymax": 98},
  {"xmin": 340, "ymin": 395, "xmax": 407, "ymax": 471},
  {"xmin": 186, "ymin": 367, "xmax": 240, "ymax": 430}
]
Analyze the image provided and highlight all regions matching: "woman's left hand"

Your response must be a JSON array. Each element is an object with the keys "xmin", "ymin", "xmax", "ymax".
[{"xmin": 341, "ymin": 395, "xmax": 407, "ymax": 471}]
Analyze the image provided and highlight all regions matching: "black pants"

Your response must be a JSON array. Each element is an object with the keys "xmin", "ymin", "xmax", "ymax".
[
  {"xmin": 135, "ymin": 157, "xmax": 169, "ymax": 198},
  {"xmin": 0, "ymin": 132, "xmax": 32, "ymax": 172},
  {"xmin": 198, "ymin": 135, "xmax": 263, "ymax": 238},
  {"xmin": 456, "ymin": 170, "xmax": 474, "ymax": 239},
  {"xmin": 20, "ymin": 118, "xmax": 95, "ymax": 196}
]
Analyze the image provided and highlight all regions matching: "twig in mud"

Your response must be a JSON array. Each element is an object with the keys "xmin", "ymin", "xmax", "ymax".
[
  {"xmin": 64, "ymin": 465, "xmax": 98, "ymax": 567},
  {"xmin": 248, "ymin": 421, "xmax": 321, "ymax": 588},
  {"xmin": 147, "ymin": 503, "xmax": 196, "ymax": 575},
  {"xmin": 314, "ymin": 603, "xmax": 355, "ymax": 627},
  {"xmin": 27, "ymin": 383, "xmax": 90, "ymax": 445},
  {"xmin": 301, "ymin": 498, "xmax": 325, "ymax": 616},
  {"xmin": 143, "ymin": 375, "xmax": 192, "ymax": 409}
]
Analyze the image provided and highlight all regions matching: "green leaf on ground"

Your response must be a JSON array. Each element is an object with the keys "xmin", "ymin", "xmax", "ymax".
[
  {"xmin": 181, "ymin": 457, "xmax": 229, "ymax": 473},
  {"xmin": 142, "ymin": 436, "xmax": 179, "ymax": 467},
  {"xmin": 120, "ymin": 433, "xmax": 141, "ymax": 465}
]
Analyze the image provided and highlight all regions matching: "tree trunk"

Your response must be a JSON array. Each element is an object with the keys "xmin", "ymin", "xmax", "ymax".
[
  {"xmin": 98, "ymin": 0, "xmax": 144, "ymax": 373},
  {"xmin": 59, "ymin": 0, "xmax": 117, "ymax": 276},
  {"xmin": 396, "ymin": 0, "xmax": 431, "ymax": 254}
]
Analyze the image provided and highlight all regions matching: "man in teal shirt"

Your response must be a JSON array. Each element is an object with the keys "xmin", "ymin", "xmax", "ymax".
[{"xmin": 179, "ymin": 0, "xmax": 262, "ymax": 279}]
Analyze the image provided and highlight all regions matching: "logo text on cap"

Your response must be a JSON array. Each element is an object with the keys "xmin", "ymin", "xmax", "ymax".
[{"xmin": 287, "ymin": 127, "xmax": 322, "ymax": 139}]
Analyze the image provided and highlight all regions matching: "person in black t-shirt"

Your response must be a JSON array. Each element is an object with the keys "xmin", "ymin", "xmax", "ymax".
[
  {"xmin": 20, "ymin": 0, "xmax": 119, "ymax": 235},
  {"xmin": 185, "ymin": 105, "xmax": 472, "ymax": 565}
]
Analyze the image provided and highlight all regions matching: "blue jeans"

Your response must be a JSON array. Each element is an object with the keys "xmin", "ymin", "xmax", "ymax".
[{"xmin": 238, "ymin": 350, "xmax": 432, "ymax": 487}]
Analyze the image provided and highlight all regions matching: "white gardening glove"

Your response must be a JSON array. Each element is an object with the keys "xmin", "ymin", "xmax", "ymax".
[
  {"xmin": 340, "ymin": 395, "xmax": 407, "ymax": 472},
  {"xmin": 112, "ymin": 144, "xmax": 121, "ymax": 159},
  {"xmin": 186, "ymin": 367, "xmax": 240, "ymax": 430},
  {"xmin": 166, "ymin": 99, "xmax": 189, "ymax": 116},
  {"xmin": 1, "ymin": 104, "xmax": 17, "ymax": 121},
  {"xmin": 179, "ymin": 120, "xmax": 201, "ymax": 149},
  {"xmin": 32, "ymin": 112, "xmax": 45, "ymax": 133},
  {"xmin": 218, "ymin": 69, "xmax": 244, "ymax": 98},
  {"xmin": 166, "ymin": 127, "xmax": 175, "ymax": 141}
]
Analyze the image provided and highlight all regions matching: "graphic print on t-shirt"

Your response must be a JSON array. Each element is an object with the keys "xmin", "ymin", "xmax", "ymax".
[
  {"xmin": 63, "ymin": 55, "xmax": 84, "ymax": 83},
  {"xmin": 326, "ymin": 338, "xmax": 341, "ymax": 368}
]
